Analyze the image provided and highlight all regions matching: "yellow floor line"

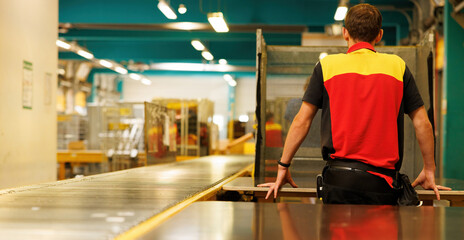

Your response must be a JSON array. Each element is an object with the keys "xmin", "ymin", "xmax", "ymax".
[{"xmin": 115, "ymin": 163, "xmax": 253, "ymax": 240}]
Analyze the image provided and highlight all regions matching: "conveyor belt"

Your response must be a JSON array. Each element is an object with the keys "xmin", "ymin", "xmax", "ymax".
[{"xmin": 0, "ymin": 156, "xmax": 253, "ymax": 240}]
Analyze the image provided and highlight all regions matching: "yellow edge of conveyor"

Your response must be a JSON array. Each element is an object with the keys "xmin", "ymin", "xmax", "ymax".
[{"xmin": 115, "ymin": 163, "xmax": 254, "ymax": 240}]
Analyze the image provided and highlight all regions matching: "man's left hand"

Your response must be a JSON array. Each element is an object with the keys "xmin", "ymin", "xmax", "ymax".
[{"xmin": 412, "ymin": 168, "xmax": 452, "ymax": 200}]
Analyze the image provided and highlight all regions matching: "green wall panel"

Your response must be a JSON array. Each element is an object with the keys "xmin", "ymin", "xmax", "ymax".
[{"xmin": 443, "ymin": 1, "xmax": 464, "ymax": 179}]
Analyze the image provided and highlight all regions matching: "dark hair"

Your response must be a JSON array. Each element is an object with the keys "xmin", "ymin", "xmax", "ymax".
[{"xmin": 344, "ymin": 4, "xmax": 382, "ymax": 43}]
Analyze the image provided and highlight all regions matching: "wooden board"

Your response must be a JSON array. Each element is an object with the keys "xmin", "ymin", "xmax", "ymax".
[{"xmin": 223, "ymin": 177, "xmax": 464, "ymax": 205}]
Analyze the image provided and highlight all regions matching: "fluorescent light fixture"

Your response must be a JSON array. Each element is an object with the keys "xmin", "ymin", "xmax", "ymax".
[
  {"xmin": 201, "ymin": 51, "xmax": 214, "ymax": 61},
  {"xmin": 334, "ymin": 6, "xmax": 348, "ymax": 21},
  {"xmin": 239, "ymin": 115, "xmax": 249, "ymax": 122},
  {"xmin": 167, "ymin": 22, "xmax": 202, "ymax": 30},
  {"xmin": 223, "ymin": 74, "xmax": 236, "ymax": 87},
  {"xmin": 178, "ymin": 4, "xmax": 187, "ymax": 14},
  {"xmin": 153, "ymin": 63, "xmax": 206, "ymax": 71},
  {"xmin": 207, "ymin": 12, "xmax": 229, "ymax": 32},
  {"xmin": 99, "ymin": 60, "xmax": 113, "ymax": 68},
  {"xmin": 115, "ymin": 66, "xmax": 128, "ymax": 74},
  {"xmin": 129, "ymin": 73, "xmax": 142, "ymax": 81},
  {"xmin": 223, "ymin": 74, "xmax": 233, "ymax": 82},
  {"xmin": 175, "ymin": 22, "xmax": 194, "ymax": 30},
  {"xmin": 157, "ymin": 0, "xmax": 177, "ymax": 20},
  {"xmin": 219, "ymin": 59, "xmax": 227, "ymax": 65},
  {"xmin": 141, "ymin": 78, "xmax": 152, "ymax": 85},
  {"xmin": 319, "ymin": 52, "xmax": 328, "ymax": 60},
  {"xmin": 165, "ymin": 22, "xmax": 209, "ymax": 30},
  {"xmin": 56, "ymin": 39, "xmax": 71, "ymax": 49},
  {"xmin": 228, "ymin": 79, "xmax": 237, "ymax": 87},
  {"xmin": 150, "ymin": 62, "xmax": 250, "ymax": 72},
  {"xmin": 77, "ymin": 49, "xmax": 94, "ymax": 59},
  {"xmin": 191, "ymin": 40, "xmax": 205, "ymax": 51}
]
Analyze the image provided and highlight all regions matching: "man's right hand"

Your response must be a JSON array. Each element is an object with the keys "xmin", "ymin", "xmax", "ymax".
[
  {"xmin": 257, "ymin": 166, "xmax": 298, "ymax": 199},
  {"xmin": 412, "ymin": 168, "xmax": 451, "ymax": 200}
]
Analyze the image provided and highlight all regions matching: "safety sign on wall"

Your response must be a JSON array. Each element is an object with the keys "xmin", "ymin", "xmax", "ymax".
[{"xmin": 22, "ymin": 60, "xmax": 33, "ymax": 109}]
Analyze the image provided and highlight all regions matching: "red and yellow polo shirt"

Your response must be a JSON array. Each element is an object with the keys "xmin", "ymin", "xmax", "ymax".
[
  {"xmin": 265, "ymin": 121, "xmax": 283, "ymax": 148},
  {"xmin": 303, "ymin": 42, "xmax": 424, "ymax": 186}
]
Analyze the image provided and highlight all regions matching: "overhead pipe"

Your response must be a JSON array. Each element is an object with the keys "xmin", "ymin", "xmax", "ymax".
[{"xmin": 410, "ymin": 0, "xmax": 424, "ymax": 36}]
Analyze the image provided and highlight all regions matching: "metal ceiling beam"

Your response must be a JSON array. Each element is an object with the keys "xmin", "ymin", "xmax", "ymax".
[
  {"xmin": 60, "ymin": 23, "xmax": 309, "ymax": 33},
  {"xmin": 60, "ymin": 30, "xmax": 302, "ymax": 43}
]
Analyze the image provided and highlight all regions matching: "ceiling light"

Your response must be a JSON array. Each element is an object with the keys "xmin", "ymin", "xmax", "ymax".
[
  {"xmin": 77, "ymin": 49, "xmax": 94, "ymax": 59},
  {"xmin": 167, "ymin": 22, "xmax": 205, "ymax": 30},
  {"xmin": 191, "ymin": 40, "xmax": 205, "ymax": 51},
  {"xmin": 334, "ymin": 6, "xmax": 348, "ymax": 21},
  {"xmin": 239, "ymin": 115, "xmax": 249, "ymax": 122},
  {"xmin": 223, "ymin": 74, "xmax": 233, "ymax": 82},
  {"xmin": 99, "ymin": 60, "xmax": 113, "ymax": 68},
  {"xmin": 219, "ymin": 59, "xmax": 227, "ymax": 65},
  {"xmin": 223, "ymin": 74, "xmax": 236, "ymax": 87},
  {"xmin": 129, "ymin": 73, "xmax": 142, "ymax": 81},
  {"xmin": 178, "ymin": 4, "xmax": 187, "ymax": 14},
  {"xmin": 319, "ymin": 52, "xmax": 328, "ymax": 60},
  {"xmin": 56, "ymin": 39, "xmax": 71, "ymax": 49},
  {"xmin": 207, "ymin": 12, "xmax": 229, "ymax": 32},
  {"xmin": 228, "ymin": 79, "xmax": 237, "ymax": 87},
  {"xmin": 141, "ymin": 78, "xmax": 152, "ymax": 85},
  {"xmin": 154, "ymin": 63, "xmax": 205, "ymax": 71},
  {"xmin": 165, "ymin": 22, "xmax": 209, "ymax": 31},
  {"xmin": 157, "ymin": 0, "xmax": 177, "ymax": 20},
  {"xmin": 201, "ymin": 51, "xmax": 214, "ymax": 61},
  {"xmin": 115, "ymin": 66, "xmax": 128, "ymax": 74},
  {"xmin": 150, "ymin": 62, "xmax": 251, "ymax": 72}
]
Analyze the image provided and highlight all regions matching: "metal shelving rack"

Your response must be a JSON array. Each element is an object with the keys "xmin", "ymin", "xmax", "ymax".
[
  {"xmin": 152, "ymin": 98, "xmax": 214, "ymax": 157},
  {"xmin": 57, "ymin": 114, "xmax": 88, "ymax": 150},
  {"xmin": 100, "ymin": 102, "xmax": 145, "ymax": 170},
  {"xmin": 144, "ymin": 102, "xmax": 177, "ymax": 165}
]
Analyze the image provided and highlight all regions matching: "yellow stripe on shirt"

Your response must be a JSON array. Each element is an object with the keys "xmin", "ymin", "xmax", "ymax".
[{"xmin": 320, "ymin": 49, "xmax": 406, "ymax": 82}]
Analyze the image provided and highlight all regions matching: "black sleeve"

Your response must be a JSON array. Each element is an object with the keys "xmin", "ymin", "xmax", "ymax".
[
  {"xmin": 302, "ymin": 62, "xmax": 323, "ymax": 108},
  {"xmin": 403, "ymin": 66, "xmax": 424, "ymax": 114}
]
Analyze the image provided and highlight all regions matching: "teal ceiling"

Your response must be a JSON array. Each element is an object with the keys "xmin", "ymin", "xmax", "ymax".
[{"xmin": 59, "ymin": 0, "xmax": 414, "ymax": 74}]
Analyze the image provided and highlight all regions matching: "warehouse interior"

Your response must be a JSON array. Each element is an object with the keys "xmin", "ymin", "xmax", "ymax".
[{"xmin": 0, "ymin": 0, "xmax": 464, "ymax": 239}]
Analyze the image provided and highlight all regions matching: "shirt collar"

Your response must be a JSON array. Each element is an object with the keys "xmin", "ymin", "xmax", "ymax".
[{"xmin": 347, "ymin": 42, "xmax": 376, "ymax": 54}]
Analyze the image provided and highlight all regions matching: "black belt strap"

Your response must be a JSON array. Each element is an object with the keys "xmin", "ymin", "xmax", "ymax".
[{"xmin": 327, "ymin": 159, "xmax": 398, "ymax": 178}]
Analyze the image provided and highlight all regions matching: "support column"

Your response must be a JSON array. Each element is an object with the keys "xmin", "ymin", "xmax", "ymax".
[
  {"xmin": 227, "ymin": 84, "xmax": 236, "ymax": 140},
  {"xmin": 0, "ymin": 0, "xmax": 58, "ymax": 188}
]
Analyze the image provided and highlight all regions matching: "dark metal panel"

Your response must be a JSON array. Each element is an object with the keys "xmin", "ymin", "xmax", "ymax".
[{"xmin": 140, "ymin": 201, "xmax": 464, "ymax": 240}]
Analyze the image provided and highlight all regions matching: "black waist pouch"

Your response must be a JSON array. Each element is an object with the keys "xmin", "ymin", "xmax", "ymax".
[{"xmin": 396, "ymin": 173, "xmax": 420, "ymax": 206}]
